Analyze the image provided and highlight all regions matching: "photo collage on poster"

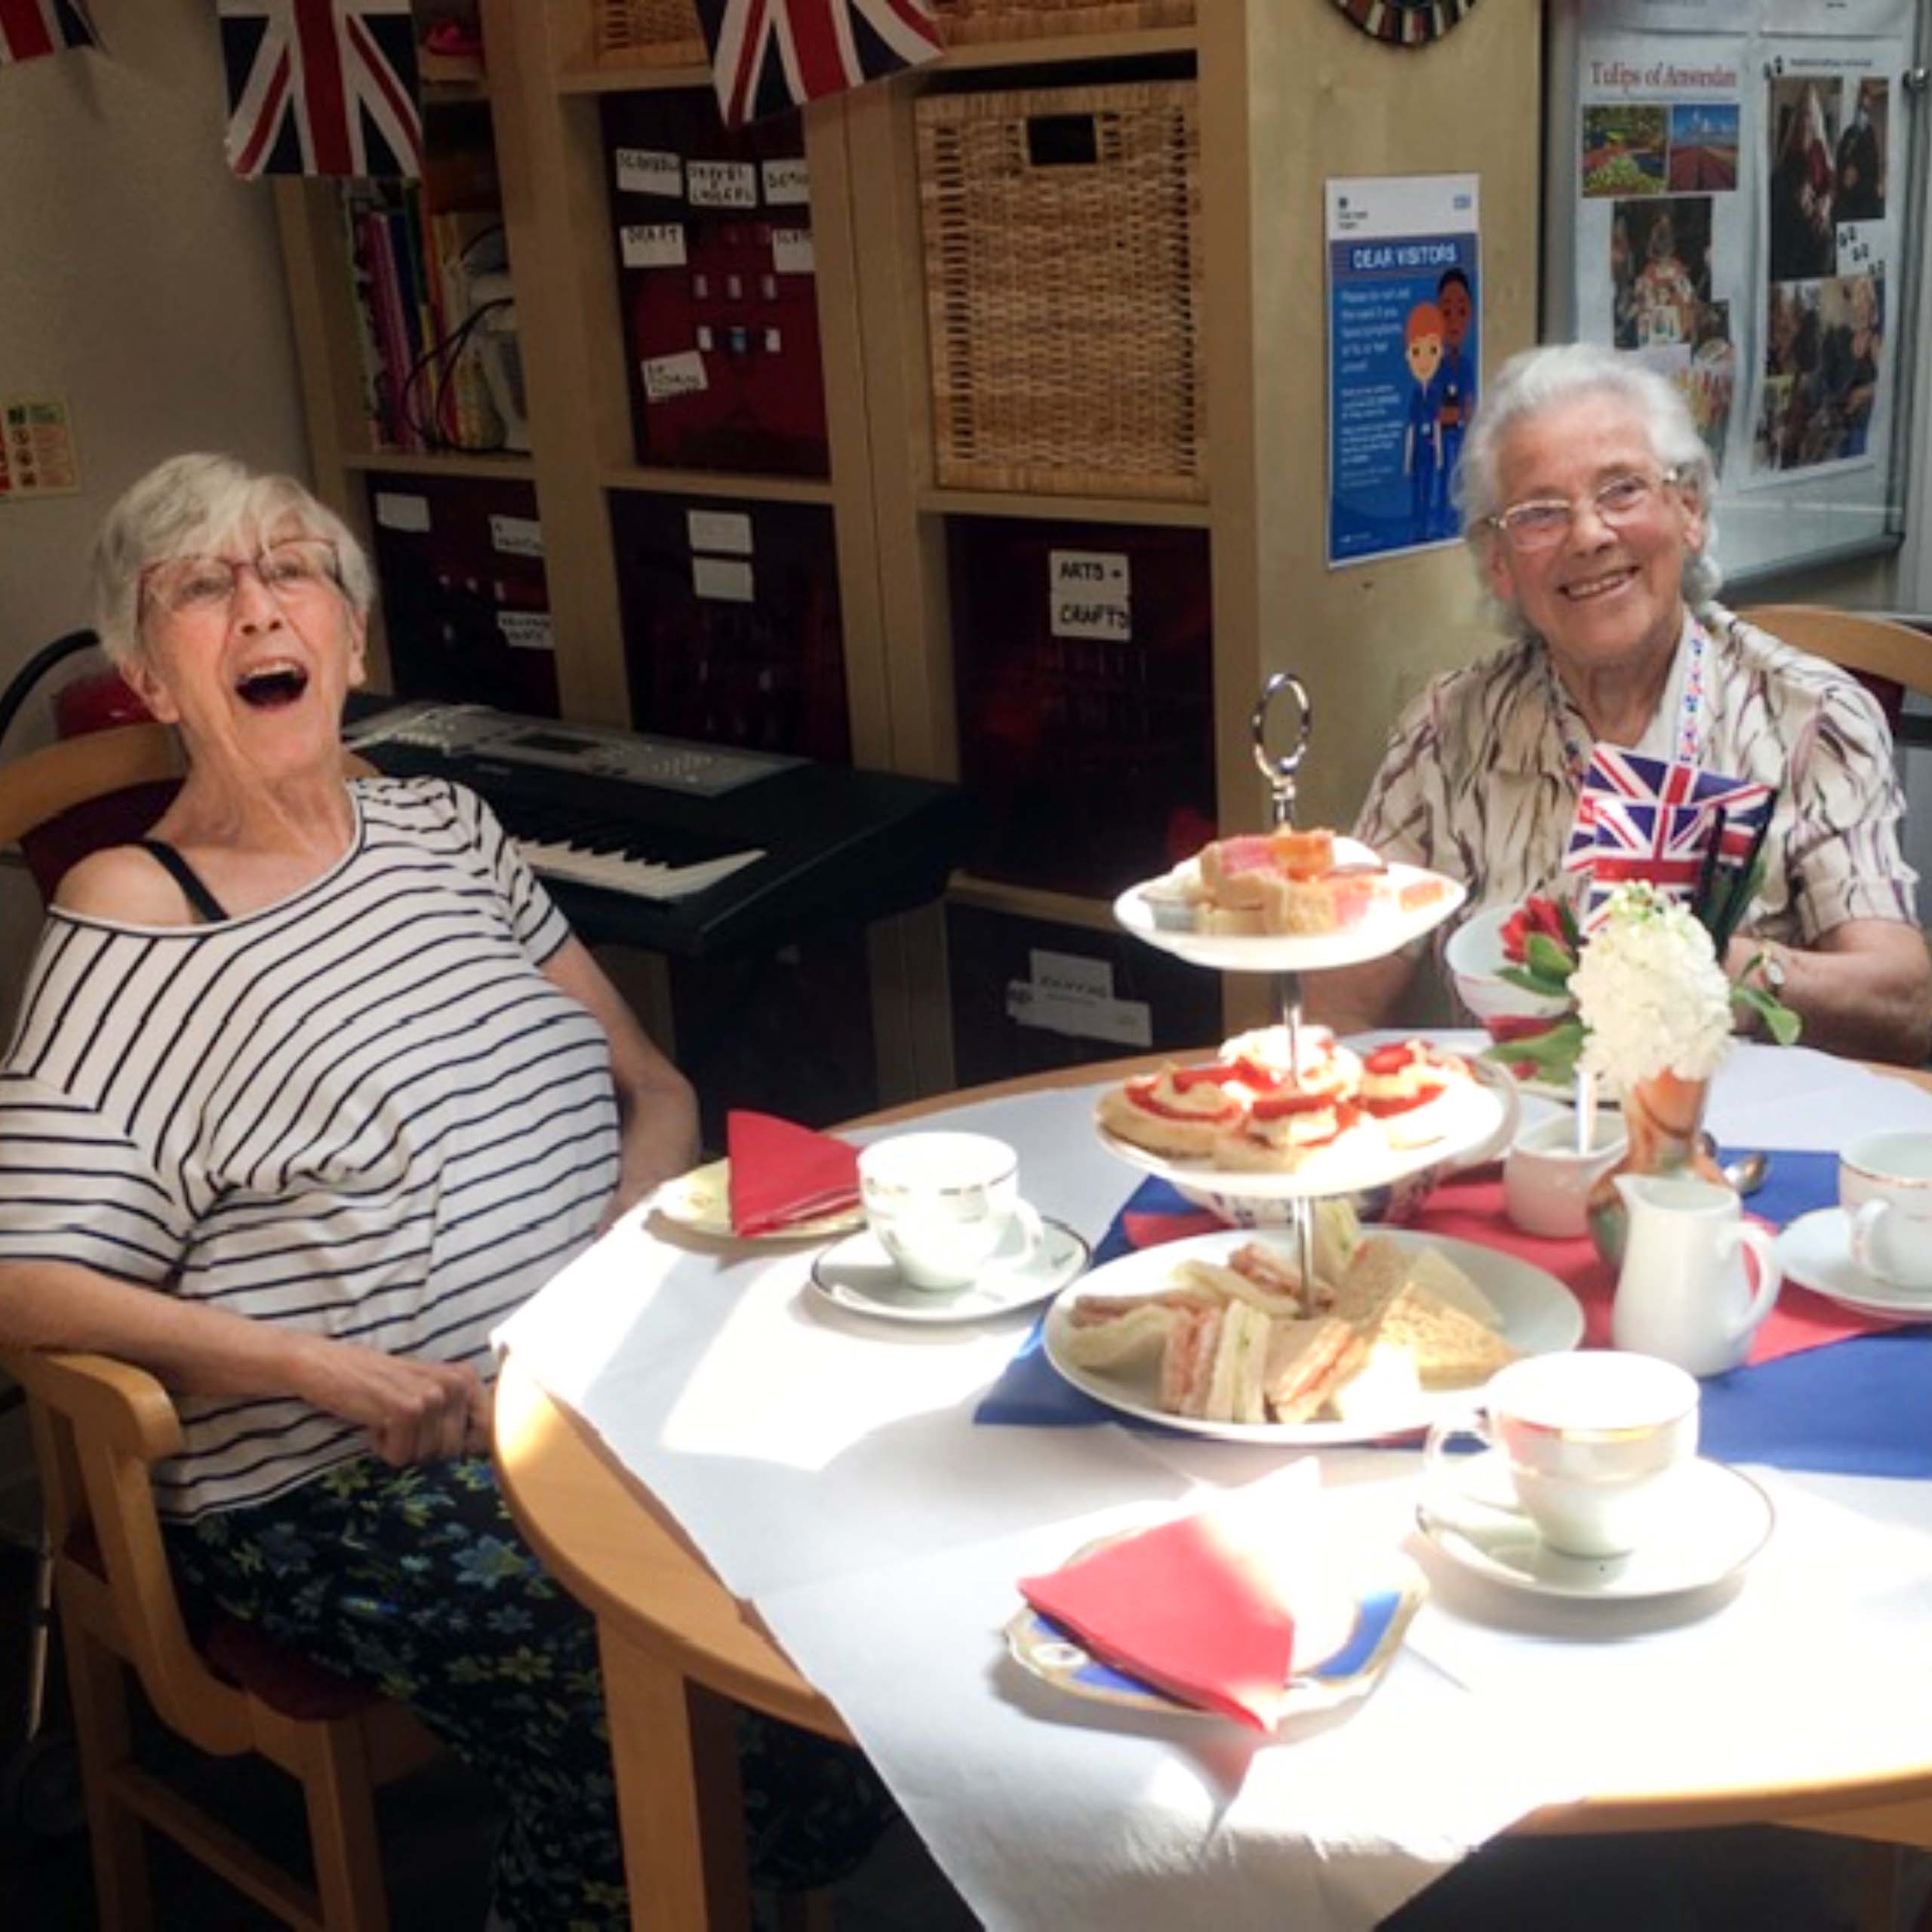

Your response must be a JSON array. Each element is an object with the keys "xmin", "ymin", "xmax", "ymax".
[
  {"xmin": 1578, "ymin": 42, "xmax": 1744, "ymax": 479},
  {"xmin": 1574, "ymin": 21, "xmax": 1906, "ymax": 497},
  {"xmin": 1757, "ymin": 57, "xmax": 1890, "ymax": 476}
]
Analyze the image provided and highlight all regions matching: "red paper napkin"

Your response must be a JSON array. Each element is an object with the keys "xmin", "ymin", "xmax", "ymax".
[
  {"xmin": 726, "ymin": 1111, "xmax": 860, "ymax": 1237},
  {"xmin": 1019, "ymin": 1500, "xmax": 1299, "ymax": 1731}
]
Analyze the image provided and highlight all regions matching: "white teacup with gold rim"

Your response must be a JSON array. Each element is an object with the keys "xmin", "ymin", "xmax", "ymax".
[
  {"xmin": 1841, "ymin": 1130, "xmax": 1932, "ymax": 1292},
  {"xmin": 857, "ymin": 1131, "xmax": 1041, "ymax": 1292},
  {"xmin": 1423, "ymin": 1352, "xmax": 1700, "ymax": 1558}
]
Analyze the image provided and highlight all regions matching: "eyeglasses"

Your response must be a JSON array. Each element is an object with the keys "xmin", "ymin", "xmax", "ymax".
[
  {"xmin": 1485, "ymin": 469, "xmax": 1683, "ymax": 554},
  {"xmin": 142, "ymin": 538, "xmax": 342, "ymax": 619}
]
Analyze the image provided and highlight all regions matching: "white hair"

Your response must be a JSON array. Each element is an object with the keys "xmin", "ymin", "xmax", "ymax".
[
  {"xmin": 91, "ymin": 453, "xmax": 375, "ymax": 668},
  {"xmin": 1454, "ymin": 343, "xmax": 1723, "ymax": 625}
]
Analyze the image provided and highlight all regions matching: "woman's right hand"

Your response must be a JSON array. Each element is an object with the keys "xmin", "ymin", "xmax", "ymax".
[{"xmin": 290, "ymin": 1336, "xmax": 493, "ymax": 1466}]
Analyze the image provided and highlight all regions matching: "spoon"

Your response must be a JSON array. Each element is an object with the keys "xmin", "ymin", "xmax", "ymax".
[{"xmin": 1699, "ymin": 1132, "xmax": 1770, "ymax": 1197}]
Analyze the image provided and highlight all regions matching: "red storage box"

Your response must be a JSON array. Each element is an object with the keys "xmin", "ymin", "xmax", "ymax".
[
  {"xmin": 364, "ymin": 472, "xmax": 558, "ymax": 718},
  {"xmin": 946, "ymin": 904, "xmax": 1221, "ymax": 1088},
  {"xmin": 601, "ymin": 93, "xmax": 829, "ymax": 478},
  {"xmin": 609, "ymin": 491, "xmax": 851, "ymax": 764},
  {"xmin": 948, "ymin": 518, "xmax": 1214, "ymax": 897}
]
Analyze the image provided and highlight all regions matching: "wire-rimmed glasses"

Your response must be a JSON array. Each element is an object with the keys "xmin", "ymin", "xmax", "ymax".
[
  {"xmin": 1485, "ymin": 468, "xmax": 1683, "ymax": 554},
  {"xmin": 141, "ymin": 538, "xmax": 342, "ymax": 619}
]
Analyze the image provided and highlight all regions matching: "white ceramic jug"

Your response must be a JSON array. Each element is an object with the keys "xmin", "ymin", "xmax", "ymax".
[{"xmin": 1611, "ymin": 1174, "xmax": 1782, "ymax": 1377}]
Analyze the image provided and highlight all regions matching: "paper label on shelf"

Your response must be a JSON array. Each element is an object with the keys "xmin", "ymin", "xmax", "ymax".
[
  {"xmin": 620, "ymin": 222, "xmax": 688, "ymax": 269},
  {"xmin": 688, "ymin": 160, "xmax": 758, "ymax": 209},
  {"xmin": 1048, "ymin": 549, "xmax": 1133, "ymax": 641},
  {"xmin": 497, "ymin": 611, "xmax": 554, "ymax": 652},
  {"xmin": 687, "ymin": 508, "xmax": 754, "ymax": 555},
  {"xmin": 614, "ymin": 147, "xmax": 683, "ymax": 198},
  {"xmin": 693, "ymin": 555, "xmax": 755, "ymax": 603},
  {"xmin": 488, "ymin": 514, "xmax": 544, "ymax": 558},
  {"xmin": 771, "ymin": 227, "xmax": 815, "ymax": 275},
  {"xmin": 641, "ymin": 350, "xmax": 709, "ymax": 403},
  {"xmin": 761, "ymin": 157, "xmax": 811, "ymax": 206},
  {"xmin": 373, "ymin": 491, "xmax": 432, "ymax": 534},
  {"xmin": 1006, "ymin": 952, "xmax": 1151, "ymax": 1048}
]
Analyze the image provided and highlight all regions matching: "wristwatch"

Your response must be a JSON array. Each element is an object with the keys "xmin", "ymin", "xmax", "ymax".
[{"xmin": 1757, "ymin": 946, "xmax": 1789, "ymax": 997}]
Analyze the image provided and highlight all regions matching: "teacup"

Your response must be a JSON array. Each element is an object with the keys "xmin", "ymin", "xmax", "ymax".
[
  {"xmin": 1423, "ymin": 1351, "xmax": 1700, "ymax": 1558},
  {"xmin": 857, "ymin": 1131, "xmax": 1041, "ymax": 1292},
  {"xmin": 1503, "ymin": 1109, "xmax": 1629, "ymax": 1239},
  {"xmin": 1841, "ymin": 1129, "xmax": 1932, "ymax": 1291}
]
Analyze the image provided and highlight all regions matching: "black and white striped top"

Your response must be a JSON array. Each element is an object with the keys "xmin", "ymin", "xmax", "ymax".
[{"xmin": 0, "ymin": 779, "xmax": 620, "ymax": 1520}]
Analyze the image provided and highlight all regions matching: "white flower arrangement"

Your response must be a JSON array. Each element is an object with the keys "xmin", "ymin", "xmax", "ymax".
[{"xmin": 1570, "ymin": 883, "xmax": 1737, "ymax": 1088}]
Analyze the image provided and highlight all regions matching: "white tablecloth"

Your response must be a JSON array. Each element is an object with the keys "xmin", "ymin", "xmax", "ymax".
[{"xmin": 497, "ymin": 1044, "xmax": 1932, "ymax": 1930}]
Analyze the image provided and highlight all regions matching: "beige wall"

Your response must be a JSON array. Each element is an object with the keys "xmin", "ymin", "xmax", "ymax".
[{"xmin": 0, "ymin": 0, "xmax": 307, "ymax": 1036}]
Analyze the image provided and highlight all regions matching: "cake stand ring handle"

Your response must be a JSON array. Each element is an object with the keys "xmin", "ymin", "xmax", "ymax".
[{"xmin": 1251, "ymin": 672, "xmax": 1312, "ymax": 827}]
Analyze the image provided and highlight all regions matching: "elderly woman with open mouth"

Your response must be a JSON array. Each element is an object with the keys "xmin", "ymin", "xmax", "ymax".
[
  {"xmin": 1314, "ymin": 343, "xmax": 1930, "ymax": 1066},
  {"xmin": 0, "ymin": 454, "xmax": 891, "ymax": 1926}
]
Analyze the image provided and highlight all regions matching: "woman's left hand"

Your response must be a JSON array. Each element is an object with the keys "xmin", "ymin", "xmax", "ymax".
[{"xmin": 597, "ymin": 1100, "xmax": 703, "ymax": 1234}]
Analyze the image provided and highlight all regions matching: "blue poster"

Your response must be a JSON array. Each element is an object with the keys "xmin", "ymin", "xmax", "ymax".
[{"xmin": 1327, "ymin": 174, "xmax": 1482, "ymax": 568}]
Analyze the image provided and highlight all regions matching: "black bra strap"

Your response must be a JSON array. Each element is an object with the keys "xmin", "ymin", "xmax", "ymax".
[{"xmin": 137, "ymin": 839, "xmax": 230, "ymax": 924}]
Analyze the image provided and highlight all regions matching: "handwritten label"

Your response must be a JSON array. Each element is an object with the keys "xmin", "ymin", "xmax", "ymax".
[
  {"xmin": 620, "ymin": 222, "xmax": 688, "ymax": 269},
  {"xmin": 687, "ymin": 159, "xmax": 757, "ymax": 209},
  {"xmin": 488, "ymin": 515, "xmax": 544, "ymax": 558},
  {"xmin": 771, "ymin": 227, "xmax": 815, "ymax": 275},
  {"xmin": 761, "ymin": 157, "xmax": 811, "ymax": 206},
  {"xmin": 373, "ymin": 491, "xmax": 431, "ymax": 534},
  {"xmin": 641, "ymin": 350, "xmax": 709, "ymax": 403},
  {"xmin": 693, "ymin": 555, "xmax": 755, "ymax": 603},
  {"xmin": 687, "ymin": 509, "xmax": 754, "ymax": 555},
  {"xmin": 497, "ymin": 611, "xmax": 554, "ymax": 652},
  {"xmin": 614, "ymin": 147, "xmax": 682, "ymax": 198},
  {"xmin": 1048, "ymin": 548, "xmax": 1132, "ymax": 641}
]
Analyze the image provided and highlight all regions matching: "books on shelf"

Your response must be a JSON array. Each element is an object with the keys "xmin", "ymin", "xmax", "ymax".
[{"xmin": 341, "ymin": 116, "xmax": 526, "ymax": 457}]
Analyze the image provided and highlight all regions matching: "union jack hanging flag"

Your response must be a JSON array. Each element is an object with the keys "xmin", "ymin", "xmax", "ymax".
[
  {"xmin": 1563, "ymin": 747, "xmax": 1774, "ymax": 924},
  {"xmin": 0, "ymin": 0, "xmax": 96, "ymax": 66},
  {"xmin": 697, "ymin": 0, "xmax": 943, "ymax": 130},
  {"xmin": 219, "ymin": 0, "xmax": 423, "ymax": 180}
]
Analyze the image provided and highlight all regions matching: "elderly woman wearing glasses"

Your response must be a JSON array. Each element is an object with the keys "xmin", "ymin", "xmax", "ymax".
[
  {"xmin": 1319, "ymin": 343, "xmax": 1930, "ymax": 1065},
  {"xmin": 0, "ymin": 455, "xmax": 891, "ymax": 1924}
]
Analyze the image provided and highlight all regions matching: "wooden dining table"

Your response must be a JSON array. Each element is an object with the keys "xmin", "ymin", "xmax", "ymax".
[{"xmin": 494, "ymin": 1051, "xmax": 1932, "ymax": 1932}]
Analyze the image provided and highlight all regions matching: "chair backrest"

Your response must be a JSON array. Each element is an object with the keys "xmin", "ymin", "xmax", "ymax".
[
  {"xmin": 1737, "ymin": 605, "xmax": 1932, "ymax": 706},
  {"xmin": 5, "ymin": 1347, "xmax": 258, "ymax": 1755}
]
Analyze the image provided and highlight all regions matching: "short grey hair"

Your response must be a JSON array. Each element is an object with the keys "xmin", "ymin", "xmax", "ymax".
[
  {"xmin": 91, "ymin": 453, "xmax": 376, "ymax": 669},
  {"xmin": 1454, "ymin": 343, "xmax": 1723, "ymax": 618}
]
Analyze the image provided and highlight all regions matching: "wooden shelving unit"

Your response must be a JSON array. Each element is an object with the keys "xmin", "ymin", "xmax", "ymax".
[{"xmin": 275, "ymin": 0, "xmax": 1544, "ymax": 1097}]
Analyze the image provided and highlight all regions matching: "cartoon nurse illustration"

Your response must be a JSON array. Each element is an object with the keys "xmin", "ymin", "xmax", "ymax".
[
  {"xmin": 1403, "ymin": 300, "xmax": 1444, "ymax": 545},
  {"xmin": 1434, "ymin": 267, "xmax": 1474, "ymax": 536}
]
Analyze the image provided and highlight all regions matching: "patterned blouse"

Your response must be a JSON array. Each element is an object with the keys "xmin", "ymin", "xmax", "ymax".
[{"xmin": 1355, "ymin": 605, "xmax": 1918, "ymax": 961}]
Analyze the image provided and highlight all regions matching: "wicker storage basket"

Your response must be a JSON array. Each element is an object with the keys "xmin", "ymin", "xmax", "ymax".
[
  {"xmin": 917, "ymin": 81, "xmax": 1204, "ymax": 500},
  {"xmin": 929, "ymin": 0, "xmax": 1195, "ymax": 44},
  {"xmin": 594, "ymin": 0, "xmax": 706, "ymax": 69}
]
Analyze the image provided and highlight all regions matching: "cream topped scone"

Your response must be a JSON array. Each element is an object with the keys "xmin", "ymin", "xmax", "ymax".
[
  {"xmin": 1219, "ymin": 1023, "xmax": 1363, "ymax": 1103},
  {"xmin": 1097, "ymin": 1058, "xmax": 1284, "ymax": 1158},
  {"xmin": 1211, "ymin": 1089, "xmax": 1380, "ymax": 1173},
  {"xmin": 1358, "ymin": 1039, "xmax": 1472, "ymax": 1148}
]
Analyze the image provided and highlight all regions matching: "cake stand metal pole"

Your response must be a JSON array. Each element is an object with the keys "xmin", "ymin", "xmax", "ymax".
[{"xmin": 1253, "ymin": 672, "xmax": 1315, "ymax": 1294}]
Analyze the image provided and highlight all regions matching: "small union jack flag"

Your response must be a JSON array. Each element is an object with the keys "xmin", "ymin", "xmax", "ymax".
[
  {"xmin": 697, "ymin": 0, "xmax": 943, "ymax": 129},
  {"xmin": 219, "ymin": 0, "xmax": 423, "ymax": 180},
  {"xmin": 1563, "ymin": 748, "xmax": 1774, "ymax": 924},
  {"xmin": 0, "ymin": 0, "xmax": 96, "ymax": 66}
]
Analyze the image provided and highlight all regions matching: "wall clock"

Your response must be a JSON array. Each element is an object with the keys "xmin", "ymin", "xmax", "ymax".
[{"xmin": 1328, "ymin": 0, "xmax": 1480, "ymax": 47}]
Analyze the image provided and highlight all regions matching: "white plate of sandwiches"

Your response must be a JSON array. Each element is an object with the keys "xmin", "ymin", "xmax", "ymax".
[
  {"xmin": 1042, "ymin": 1226, "xmax": 1584, "ymax": 1446},
  {"xmin": 1115, "ymin": 829, "xmax": 1466, "ymax": 975},
  {"xmin": 1095, "ymin": 1035, "xmax": 1513, "ymax": 1202}
]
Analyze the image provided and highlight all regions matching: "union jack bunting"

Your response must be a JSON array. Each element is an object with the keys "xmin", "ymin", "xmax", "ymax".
[
  {"xmin": 1562, "ymin": 748, "xmax": 1774, "ymax": 923},
  {"xmin": 219, "ymin": 0, "xmax": 423, "ymax": 180},
  {"xmin": 0, "ymin": 0, "xmax": 96, "ymax": 66},
  {"xmin": 697, "ymin": 0, "xmax": 943, "ymax": 129}
]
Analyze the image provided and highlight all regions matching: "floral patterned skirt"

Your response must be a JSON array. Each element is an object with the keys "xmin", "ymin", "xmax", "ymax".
[{"xmin": 166, "ymin": 1454, "xmax": 897, "ymax": 1929}]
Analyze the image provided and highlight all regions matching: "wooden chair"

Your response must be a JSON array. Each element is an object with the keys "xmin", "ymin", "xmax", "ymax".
[
  {"xmin": 0, "ymin": 723, "xmax": 433, "ymax": 1930},
  {"xmin": 1737, "ymin": 604, "xmax": 1932, "ymax": 712},
  {"xmin": 3, "ymin": 1347, "xmax": 442, "ymax": 1932}
]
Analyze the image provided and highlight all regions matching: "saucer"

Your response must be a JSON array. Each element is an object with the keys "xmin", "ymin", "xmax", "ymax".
[
  {"xmin": 808, "ymin": 1214, "xmax": 1089, "ymax": 1324},
  {"xmin": 1776, "ymin": 1208, "xmax": 1932, "ymax": 1320},
  {"xmin": 1416, "ymin": 1451, "xmax": 1774, "ymax": 1601}
]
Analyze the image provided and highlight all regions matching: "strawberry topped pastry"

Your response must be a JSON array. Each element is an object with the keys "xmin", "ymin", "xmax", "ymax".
[
  {"xmin": 1211, "ymin": 1083, "xmax": 1380, "ymax": 1174},
  {"xmin": 1218, "ymin": 1023, "xmax": 1363, "ymax": 1103},
  {"xmin": 1097, "ymin": 1057, "xmax": 1291, "ymax": 1158},
  {"xmin": 1357, "ymin": 1039, "xmax": 1473, "ymax": 1149}
]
